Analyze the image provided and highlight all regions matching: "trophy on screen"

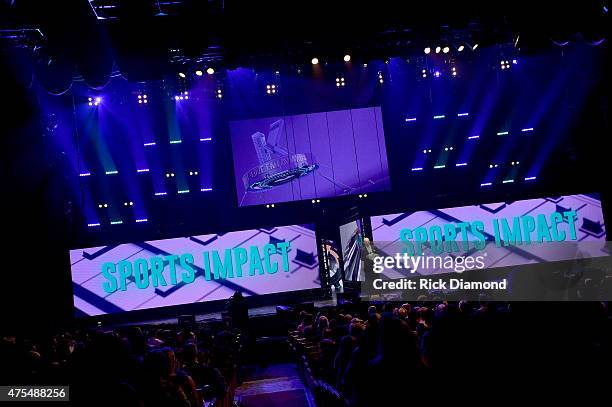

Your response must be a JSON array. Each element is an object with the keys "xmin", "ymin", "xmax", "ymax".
[{"xmin": 243, "ymin": 119, "xmax": 318, "ymax": 192}]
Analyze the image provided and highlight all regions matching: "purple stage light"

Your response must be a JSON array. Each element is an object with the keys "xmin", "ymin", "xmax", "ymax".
[
  {"xmin": 411, "ymin": 167, "xmax": 423, "ymax": 171},
  {"xmin": 200, "ymin": 188, "xmax": 213, "ymax": 192},
  {"xmin": 467, "ymin": 135, "xmax": 480, "ymax": 140},
  {"xmin": 455, "ymin": 163, "xmax": 468, "ymax": 167},
  {"xmin": 154, "ymin": 192, "xmax": 167, "ymax": 196},
  {"xmin": 521, "ymin": 127, "xmax": 534, "ymax": 132},
  {"xmin": 434, "ymin": 71, "xmax": 441, "ymax": 78},
  {"xmin": 405, "ymin": 117, "xmax": 417, "ymax": 122},
  {"xmin": 200, "ymin": 137, "xmax": 212, "ymax": 141},
  {"xmin": 79, "ymin": 172, "xmax": 91, "ymax": 177},
  {"xmin": 137, "ymin": 168, "xmax": 149, "ymax": 173},
  {"xmin": 433, "ymin": 165, "xmax": 446, "ymax": 169},
  {"xmin": 502, "ymin": 179, "xmax": 514, "ymax": 184},
  {"xmin": 433, "ymin": 114, "xmax": 445, "ymax": 119},
  {"xmin": 175, "ymin": 95, "xmax": 180, "ymax": 101},
  {"xmin": 524, "ymin": 176, "xmax": 537, "ymax": 181},
  {"xmin": 135, "ymin": 218, "xmax": 148, "ymax": 223},
  {"xmin": 87, "ymin": 223, "xmax": 100, "ymax": 227},
  {"xmin": 457, "ymin": 112, "xmax": 469, "ymax": 117},
  {"xmin": 144, "ymin": 142, "xmax": 156, "ymax": 146},
  {"xmin": 480, "ymin": 182, "xmax": 492, "ymax": 187}
]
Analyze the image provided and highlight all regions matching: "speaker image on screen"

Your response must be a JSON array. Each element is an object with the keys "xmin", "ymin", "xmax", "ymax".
[{"xmin": 339, "ymin": 220, "xmax": 364, "ymax": 282}]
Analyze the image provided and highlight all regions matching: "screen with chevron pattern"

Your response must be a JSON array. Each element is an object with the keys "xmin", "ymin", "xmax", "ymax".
[{"xmin": 70, "ymin": 224, "xmax": 320, "ymax": 316}]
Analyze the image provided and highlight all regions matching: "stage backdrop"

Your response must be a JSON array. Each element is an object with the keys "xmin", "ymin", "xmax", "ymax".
[
  {"xmin": 70, "ymin": 224, "xmax": 320, "ymax": 316},
  {"xmin": 230, "ymin": 106, "xmax": 390, "ymax": 206},
  {"xmin": 370, "ymin": 193, "xmax": 607, "ymax": 279}
]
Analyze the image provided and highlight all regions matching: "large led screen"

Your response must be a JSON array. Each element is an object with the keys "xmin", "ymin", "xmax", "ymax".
[
  {"xmin": 70, "ymin": 224, "xmax": 320, "ymax": 316},
  {"xmin": 230, "ymin": 107, "xmax": 390, "ymax": 206},
  {"xmin": 370, "ymin": 194, "xmax": 607, "ymax": 279}
]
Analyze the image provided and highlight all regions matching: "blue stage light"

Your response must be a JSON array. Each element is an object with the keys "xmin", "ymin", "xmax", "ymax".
[
  {"xmin": 456, "ymin": 163, "xmax": 468, "ymax": 167},
  {"xmin": 200, "ymin": 188, "xmax": 213, "ymax": 192},
  {"xmin": 79, "ymin": 172, "xmax": 91, "ymax": 177},
  {"xmin": 105, "ymin": 170, "xmax": 118, "ymax": 175},
  {"xmin": 200, "ymin": 137, "xmax": 212, "ymax": 141},
  {"xmin": 110, "ymin": 220, "xmax": 123, "ymax": 225},
  {"xmin": 480, "ymin": 182, "xmax": 492, "ymax": 187},
  {"xmin": 137, "ymin": 168, "xmax": 149, "ymax": 173},
  {"xmin": 87, "ymin": 223, "xmax": 101, "ymax": 227},
  {"xmin": 154, "ymin": 192, "xmax": 167, "ymax": 196},
  {"xmin": 144, "ymin": 142, "xmax": 156, "ymax": 146},
  {"xmin": 433, "ymin": 115, "xmax": 445, "ymax": 119},
  {"xmin": 525, "ymin": 176, "xmax": 537, "ymax": 181},
  {"xmin": 135, "ymin": 218, "xmax": 148, "ymax": 223},
  {"xmin": 457, "ymin": 112, "xmax": 469, "ymax": 117},
  {"xmin": 411, "ymin": 167, "xmax": 423, "ymax": 171}
]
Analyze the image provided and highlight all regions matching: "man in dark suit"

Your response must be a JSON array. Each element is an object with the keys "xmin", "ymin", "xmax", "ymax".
[{"xmin": 360, "ymin": 238, "xmax": 380, "ymax": 284}]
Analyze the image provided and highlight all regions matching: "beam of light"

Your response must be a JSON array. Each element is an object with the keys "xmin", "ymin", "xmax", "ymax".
[
  {"xmin": 144, "ymin": 142, "xmax": 156, "ymax": 146},
  {"xmin": 200, "ymin": 188, "xmax": 213, "ymax": 192},
  {"xmin": 135, "ymin": 218, "xmax": 148, "ymax": 223},
  {"xmin": 524, "ymin": 176, "xmax": 537, "ymax": 181},
  {"xmin": 433, "ymin": 165, "xmax": 446, "ymax": 169},
  {"xmin": 405, "ymin": 117, "xmax": 417, "ymax": 122},
  {"xmin": 433, "ymin": 115, "xmax": 445, "ymax": 119},
  {"xmin": 411, "ymin": 167, "xmax": 423, "ymax": 171},
  {"xmin": 87, "ymin": 223, "xmax": 101, "ymax": 227},
  {"xmin": 177, "ymin": 189, "xmax": 190, "ymax": 194},
  {"xmin": 455, "ymin": 162, "xmax": 468, "ymax": 167},
  {"xmin": 502, "ymin": 179, "xmax": 515, "ymax": 184},
  {"xmin": 79, "ymin": 172, "xmax": 91, "ymax": 177},
  {"xmin": 521, "ymin": 127, "xmax": 534, "ymax": 132},
  {"xmin": 480, "ymin": 182, "xmax": 492, "ymax": 187},
  {"xmin": 169, "ymin": 140, "xmax": 182, "ymax": 144},
  {"xmin": 200, "ymin": 137, "xmax": 212, "ymax": 141},
  {"xmin": 154, "ymin": 192, "xmax": 167, "ymax": 196},
  {"xmin": 457, "ymin": 112, "xmax": 469, "ymax": 117},
  {"xmin": 137, "ymin": 168, "xmax": 150, "ymax": 173},
  {"xmin": 105, "ymin": 170, "xmax": 118, "ymax": 175},
  {"xmin": 467, "ymin": 135, "xmax": 480, "ymax": 140},
  {"xmin": 110, "ymin": 220, "xmax": 123, "ymax": 225},
  {"xmin": 496, "ymin": 131, "xmax": 509, "ymax": 136}
]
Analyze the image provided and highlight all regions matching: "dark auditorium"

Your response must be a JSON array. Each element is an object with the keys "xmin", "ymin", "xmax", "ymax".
[{"xmin": 1, "ymin": 1, "xmax": 610, "ymax": 405}]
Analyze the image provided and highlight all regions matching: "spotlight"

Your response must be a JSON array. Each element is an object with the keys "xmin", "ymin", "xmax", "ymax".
[
  {"xmin": 458, "ymin": 45, "xmax": 465, "ymax": 52},
  {"xmin": 343, "ymin": 54, "xmax": 351, "ymax": 62},
  {"xmin": 424, "ymin": 47, "xmax": 431, "ymax": 54},
  {"xmin": 442, "ymin": 46, "xmax": 450, "ymax": 53},
  {"xmin": 175, "ymin": 95, "xmax": 180, "ymax": 101},
  {"xmin": 206, "ymin": 67, "xmax": 215, "ymax": 75},
  {"xmin": 143, "ymin": 95, "xmax": 147, "ymax": 98},
  {"xmin": 178, "ymin": 72, "xmax": 186, "ymax": 78},
  {"xmin": 435, "ymin": 46, "xmax": 441, "ymax": 53},
  {"xmin": 434, "ymin": 71, "xmax": 441, "ymax": 78},
  {"xmin": 195, "ymin": 70, "xmax": 203, "ymax": 76},
  {"xmin": 472, "ymin": 44, "xmax": 479, "ymax": 50},
  {"xmin": 94, "ymin": 97, "xmax": 101, "ymax": 106},
  {"xmin": 311, "ymin": 57, "xmax": 319, "ymax": 65}
]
